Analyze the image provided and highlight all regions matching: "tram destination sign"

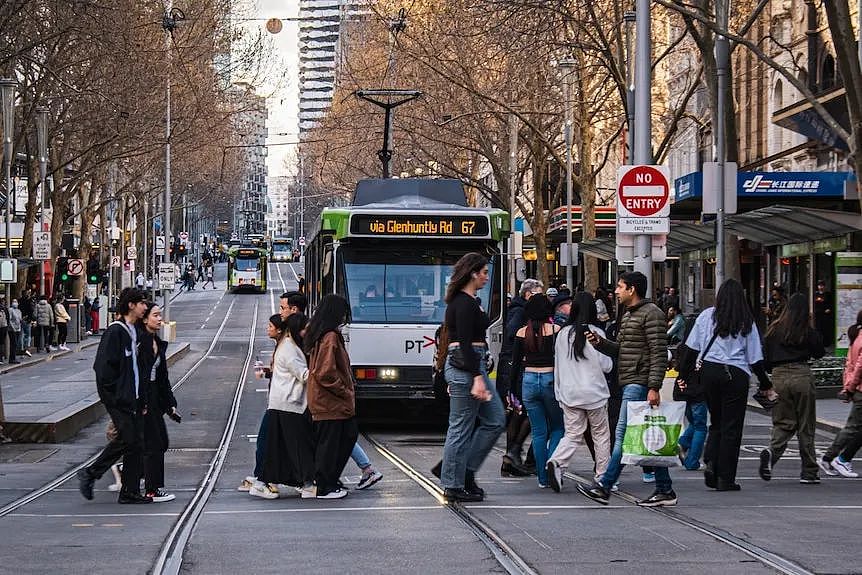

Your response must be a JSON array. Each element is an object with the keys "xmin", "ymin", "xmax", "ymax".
[{"xmin": 350, "ymin": 214, "xmax": 490, "ymax": 238}]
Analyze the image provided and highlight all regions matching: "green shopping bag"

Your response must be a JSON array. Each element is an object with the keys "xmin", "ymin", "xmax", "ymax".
[{"xmin": 620, "ymin": 400, "xmax": 685, "ymax": 467}]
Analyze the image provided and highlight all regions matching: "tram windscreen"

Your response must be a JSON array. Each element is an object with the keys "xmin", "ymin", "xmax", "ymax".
[
  {"xmin": 235, "ymin": 257, "xmax": 260, "ymax": 271},
  {"xmin": 342, "ymin": 247, "xmax": 496, "ymax": 324},
  {"xmin": 272, "ymin": 242, "xmax": 292, "ymax": 255}
]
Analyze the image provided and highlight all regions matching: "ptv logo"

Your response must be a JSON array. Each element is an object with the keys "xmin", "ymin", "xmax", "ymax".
[{"xmin": 405, "ymin": 336, "xmax": 436, "ymax": 354}]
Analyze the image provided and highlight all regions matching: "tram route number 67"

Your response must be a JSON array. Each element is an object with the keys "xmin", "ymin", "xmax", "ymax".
[
  {"xmin": 405, "ymin": 336, "xmax": 436, "ymax": 354},
  {"xmin": 461, "ymin": 221, "xmax": 475, "ymax": 234}
]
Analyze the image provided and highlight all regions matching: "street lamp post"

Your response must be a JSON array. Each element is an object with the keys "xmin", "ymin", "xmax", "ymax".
[
  {"xmin": 36, "ymin": 107, "xmax": 49, "ymax": 296},
  {"xmin": 1, "ymin": 79, "xmax": 16, "ymax": 260},
  {"xmin": 633, "ymin": 0, "xmax": 653, "ymax": 296},
  {"xmin": 559, "ymin": 59, "xmax": 576, "ymax": 290}
]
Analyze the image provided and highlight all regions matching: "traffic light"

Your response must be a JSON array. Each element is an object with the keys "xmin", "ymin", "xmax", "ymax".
[
  {"xmin": 86, "ymin": 258, "xmax": 100, "ymax": 284},
  {"xmin": 177, "ymin": 243, "xmax": 187, "ymax": 257},
  {"xmin": 56, "ymin": 257, "xmax": 69, "ymax": 282}
]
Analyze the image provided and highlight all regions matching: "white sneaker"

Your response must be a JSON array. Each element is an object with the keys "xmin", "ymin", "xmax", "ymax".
[
  {"xmin": 107, "ymin": 483, "xmax": 121, "ymax": 492},
  {"xmin": 316, "ymin": 488, "xmax": 348, "ymax": 499},
  {"xmin": 300, "ymin": 485, "xmax": 317, "ymax": 499},
  {"xmin": 249, "ymin": 481, "xmax": 279, "ymax": 499},
  {"xmin": 831, "ymin": 457, "xmax": 859, "ymax": 478},
  {"xmin": 817, "ymin": 457, "xmax": 838, "ymax": 477},
  {"xmin": 237, "ymin": 476, "xmax": 255, "ymax": 492},
  {"xmin": 24, "ymin": 350, "xmax": 32, "ymax": 357},
  {"xmin": 60, "ymin": 345, "xmax": 70, "ymax": 351}
]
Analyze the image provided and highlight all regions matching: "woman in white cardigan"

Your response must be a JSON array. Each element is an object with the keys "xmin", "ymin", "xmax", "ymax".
[
  {"xmin": 545, "ymin": 294, "xmax": 614, "ymax": 493},
  {"xmin": 253, "ymin": 313, "xmax": 315, "ymax": 499}
]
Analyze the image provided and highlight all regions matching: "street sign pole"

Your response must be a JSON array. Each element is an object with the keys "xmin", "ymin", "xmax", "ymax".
[{"xmin": 634, "ymin": 0, "xmax": 653, "ymax": 296}]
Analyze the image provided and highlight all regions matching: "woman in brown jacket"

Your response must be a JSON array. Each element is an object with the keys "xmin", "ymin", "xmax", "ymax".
[{"xmin": 303, "ymin": 294, "xmax": 357, "ymax": 499}]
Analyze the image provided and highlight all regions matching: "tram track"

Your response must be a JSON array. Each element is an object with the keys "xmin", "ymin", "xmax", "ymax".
[
  {"xmin": 0, "ymin": 296, "xmax": 238, "ymax": 519},
  {"xmin": 364, "ymin": 433, "xmax": 539, "ymax": 575},
  {"xmin": 151, "ymin": 299, "xmax": 259, "ymax": 575}
]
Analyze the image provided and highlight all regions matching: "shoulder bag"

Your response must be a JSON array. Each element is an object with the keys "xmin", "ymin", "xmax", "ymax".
[{"xmin": 673, "ymin": 329, "xmax": 719, "ymax": 401}]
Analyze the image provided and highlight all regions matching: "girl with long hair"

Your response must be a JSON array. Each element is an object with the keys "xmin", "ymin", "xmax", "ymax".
[
  {"xmin": 545, "ymin": 295, "xmax": 613, "ymax": 492},
  {"xmin": 819, "ymin": 310, "xmax": 862, "ymax": 478},
  {"xmin": 138, "ymin": 302, "xmax": 180, "ymax": 502},
  {"xmin": 677, "ymin": 278, "xmax": 774, "ymax": 491},
  {"xmin": 762, "ymin": 293, "xmax": 825, "ymax": 483},
  {"xmin": 440, "ymin": 253, "xmax": 505, "ymax": 502},
  {"xmin": 512, "ymin": 295, "xmax": 563, "ymax": 488},
  {"xmin": 304, "ymin": 294, "xmax": 357, "ymax": 499},
  {"xmin": 255, "ymin": 313, "xmax": 317, "ymax": 499}
]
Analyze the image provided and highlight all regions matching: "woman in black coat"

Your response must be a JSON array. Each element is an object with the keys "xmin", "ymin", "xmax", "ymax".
[{"xmin": 138, "ymin": 302, "xmax": 180, "ymax": 502}]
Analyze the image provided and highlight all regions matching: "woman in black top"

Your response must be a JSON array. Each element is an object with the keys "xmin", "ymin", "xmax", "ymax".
[
  {"xmin": 512, "ymin": 295, "xmax": 562, "ymax": 488},
  {"xmin": 138, "ymin": 302, "xmax": 180, "ymax": 502},
  {"xmin": 439, "ymin": 253, "xmax": 505, "ymax": 503},
  {"xmin": 761, "ymin": 293, "xmax": 825, "ymax": 483}
]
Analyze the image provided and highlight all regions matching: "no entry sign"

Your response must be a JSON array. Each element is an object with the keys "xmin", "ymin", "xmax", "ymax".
[{"xmin": 617, "ymin": 165, "xmax": 670, "ymax": 234}]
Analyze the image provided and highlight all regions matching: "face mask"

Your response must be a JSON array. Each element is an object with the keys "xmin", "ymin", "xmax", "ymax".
[{"xmin": 11, "ymin": 302, "xmax": 18, "ymax": 308}]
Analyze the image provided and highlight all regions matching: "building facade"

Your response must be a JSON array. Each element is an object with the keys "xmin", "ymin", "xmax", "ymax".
[{"xmin": 229, "ymin": 83, "xmax": 268, "ymax": 238}]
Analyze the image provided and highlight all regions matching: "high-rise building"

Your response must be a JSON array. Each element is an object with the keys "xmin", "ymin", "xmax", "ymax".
[
  {"xmin": 297, "ymin": 0, "xmax": 369, "ymax": 136},
  {"xmin": 228, "ymin": 83, "xmax": 268, "ymax": 237}
]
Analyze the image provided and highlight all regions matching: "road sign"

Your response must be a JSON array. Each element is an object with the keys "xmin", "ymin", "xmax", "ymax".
[
  {"xmin": 0, "ymin": 259, "xmax": 17, "ymax": 283},
  {"xmin": 124, "ymin": 259, "xmax": 135, "ymax": 272},
  {"xmin": 158, "ymin": 262, "xmax": 176, "ymax": 290},
  {"xmin": 33, "ymin": 231, "xmax": 51, "ymax": 260},
  {"xmin": 179, "ymin": 231, "xmax": 189, "ymax": 241},
  {"xmin": 111, "ymin": 255, "xmax": 121, "ymax": 268},
  {"xmin": 155, "ymin": 236, "xmax": 166, "ymax": 256},
  {"xmin": 68, "ymin": 259, "xmax": 84, "ymax": 276},
  {"xmin": 298, "ymin": 236, "xmax": 306, "ymax": 247},
  {"xmin": 617, "ymin": 165, "xmax": 670, "ymax": 234},
  {"xmin": 126, "ymin": 246, "xmax": 137, "ymax": 260}
]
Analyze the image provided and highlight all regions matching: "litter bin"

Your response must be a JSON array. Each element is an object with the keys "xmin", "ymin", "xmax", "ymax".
[{"xmin": 65, "ymin": 298, "xmax": 83, "ymax": 344}]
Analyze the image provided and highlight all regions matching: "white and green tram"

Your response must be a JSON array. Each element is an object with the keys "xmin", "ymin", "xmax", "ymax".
[{"xmin": 305, "ymin": 178, "xmax": 510, "ymax": 401}]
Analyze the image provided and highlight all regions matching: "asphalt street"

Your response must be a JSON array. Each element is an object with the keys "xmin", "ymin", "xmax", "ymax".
[{"xmin": 1, "ymin": 261, "xmax": 860, "ymax": 574}]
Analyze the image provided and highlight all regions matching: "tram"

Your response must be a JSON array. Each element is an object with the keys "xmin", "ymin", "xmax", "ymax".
[
  {"xmin": 227, "ymin": 246, "xmax": 268, "ymax": 293},
  {"xmin": 270, "ymin": 237, "xmax": 295, "ymax": 262},
  {"xmin": 305, "ymin": 178, "xmax": 510, "ymax": 402}
]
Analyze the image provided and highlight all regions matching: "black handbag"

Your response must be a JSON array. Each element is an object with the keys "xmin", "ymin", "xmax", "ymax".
[{"xmin": 673, "ymin": 330, "xmax": 719, "ymax": 401}]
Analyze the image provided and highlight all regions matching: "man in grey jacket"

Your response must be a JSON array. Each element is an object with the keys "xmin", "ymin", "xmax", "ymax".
[{"xmin": 578, "ymin": 271, "xmax": 674, "ymax": 507}]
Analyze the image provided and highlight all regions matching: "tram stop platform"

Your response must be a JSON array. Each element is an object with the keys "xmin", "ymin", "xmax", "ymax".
[{"xmin": 0, "ymin": 340, "xmax": 190, "ymax": 443}]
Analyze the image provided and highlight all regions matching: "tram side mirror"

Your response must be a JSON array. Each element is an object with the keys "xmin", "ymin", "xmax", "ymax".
[
  {"xmin": 515, "ymin": 258, "xmax": 527, "ymax": 282},
  {"xmin": 322, "ymin": 250, "xmax": 333, "ymax": 278}
]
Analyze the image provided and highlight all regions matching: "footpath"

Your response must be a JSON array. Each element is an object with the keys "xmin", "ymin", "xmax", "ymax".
[{"xmin": 0, "ymin": 337, "xmax": 189, "ymax": 443}]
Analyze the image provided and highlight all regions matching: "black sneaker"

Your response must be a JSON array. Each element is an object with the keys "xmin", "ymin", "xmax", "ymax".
[
  {"xmin": 118, "ymin": 491, "xmax": 153, "ymax": 504},
  {"xmin": 464, "ymin": 471, "xmax": 485, "ymax": 498},
  {"xmin": 799, "ymin": 475, "xmax": 821, "ymax": 484},
  {"xmin": 576, "ymin": 482, "xmax": 609, "ymax": 505},
  {"xmin": 716, "ymin": 479, "xmax": 741, "ymax": 491},
  {"xmin": 758, "ymin": 449, "xmax": 772, "ymax": 481},
  {"xmin": 443, "ymin": 488, "xmax": 483, "ymax": 503},
  {"xmin": 546, "ymin": 461, "xmax": 563, "ymax": 493},
  {"xmin": 77, "ymin": 469, "xmax": 95, "ymax": 500},
  {"xmin": 637, "ymin": 489, "xmax": 677, "ymax": 507}
]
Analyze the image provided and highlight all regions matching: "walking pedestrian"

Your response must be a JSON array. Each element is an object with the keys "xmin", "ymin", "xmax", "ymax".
[
  {"xmin": 351, "ymin": 442, "xmax": 384, "ymax": 489},
  {"xmin": 512, "ymin": 295, "xmax": 563, "ymax": 488},
  {"xmin": 678, "ymin": 278, "xmax": 774, "ymax": 492},
  {"xmin": 7, "ymin": 299, "xmax": 22, "ymax": 364},
  {"xmin": 761, "ymin": 293, "xmax": 826, "ymax": 484},
  {"xmin": 255, "ymin": 313, "xmax": 316, "ymax": 499},
  {"xmin": 77, "ymin": 288, "xmax": 152, "ymax": 504},
  {"xmin": 54, "ymin": 294, "xmax": 71, "ymax": 351},
  {"xmin": 0, "ymin": 296, "xmax": 8, "ymax": 364},
  {"xmin": 813, "ymin": 280, "xmax": 834, "ymax": 348},
  {"xmin": 90, "ymin": 294, "xmax": 101, "ymax": 335},
  {"xmin": 439, "ymin": 253, "xmax": 505, "ymax": 502},
  {"xmin": 818, "ymin": 310, "xmax": 862, "ymax": 479},
  {"xmin": 19, "ymin": 290, "xmax": 34, "ymax": 356},
  {"xmin": 136, "ymin": 272, "xmax": 145, "ymax": 290},
  {"xmin": 546, "ymin": 295, "xmax": 614, "ymax": 493},
  {"xmin": 202, "ymin": 263, "xmax": 215, "ymax": 289},
  {"xmin": 498, "ymin": 278, "xmax": 543, "ymax": 477},
  {"xmin": 35, "ymin": 295, "xmax": 54, "ymax": 352},
  {"xmin": 304, "ymin": 294, "xmax": 358, "ymax": 500},
  {"xmin": 138, "ymin": 302, "xmax": 180, "ymax": 502},
  {"xmin": 578, "ymin": 271, "xmax": 675, "ymax": 506}
]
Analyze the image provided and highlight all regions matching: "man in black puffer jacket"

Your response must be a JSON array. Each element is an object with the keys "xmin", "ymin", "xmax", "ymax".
[{"xmin": 77, "ymin": 288, "xmax": 151, "ymax": 504}]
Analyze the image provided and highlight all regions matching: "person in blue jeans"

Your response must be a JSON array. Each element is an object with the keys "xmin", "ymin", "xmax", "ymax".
[
  {"xmin": 512, "ymin": 295, "xmax": 563, "ymax": 487},
  {"xmin": 578, "ymin": 271, "xmax": 675, "ymax": 507},
  {"xmin": 440, "ymin": 253, "xmax": 506, "ymax": 502},
  {"xmin": 351, "ymin": 443, "xmax": 383, "ymax": 489},
  {"xmin": 677, "ymin": 401, "xmax": 708, "ymax": 470}
]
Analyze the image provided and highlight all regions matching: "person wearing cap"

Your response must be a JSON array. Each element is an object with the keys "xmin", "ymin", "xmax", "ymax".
[
  {"xmin": 546, "ymin": 287, "xmax": 559, "ymax": 300},
  {"xmin": 813, "ymin": 280, "xmax": 833, "ymax": 347},
  {"xmin": 552, "ymin": 292, "xmax": 573, "ymax": 327}
]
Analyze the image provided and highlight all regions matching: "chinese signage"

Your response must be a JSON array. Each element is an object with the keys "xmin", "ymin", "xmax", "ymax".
[
  {"xmin": 349, "ymin": 214, "xmax": 490, "ymax": 237},
  {"xmin": 675, "ymin": 170, "xmax": 855, "ymax": 202}
]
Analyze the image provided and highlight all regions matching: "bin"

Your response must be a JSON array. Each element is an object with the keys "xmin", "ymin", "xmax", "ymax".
[{"xmin": 65, "ymin": 299, "xmax": 83, "ymax": 344}]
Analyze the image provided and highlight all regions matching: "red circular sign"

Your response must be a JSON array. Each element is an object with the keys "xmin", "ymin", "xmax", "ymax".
[{"xmin": 618, "ymin": 166, "xmax": 670, "ymax": 217}]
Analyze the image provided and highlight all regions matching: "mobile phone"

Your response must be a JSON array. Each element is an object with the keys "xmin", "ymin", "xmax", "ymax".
[{"xmin": 580, "ymin": 324, "xmax": 592, "ymax": 336}]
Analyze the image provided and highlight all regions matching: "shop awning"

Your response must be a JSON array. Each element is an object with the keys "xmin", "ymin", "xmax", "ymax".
[
  {"xmin": 578, "ymin": 205, "xmax": 861, "ymax": 260},
  {"xmin": 725, "ymin": 205, "xmax": 862, "ymax": 246}
]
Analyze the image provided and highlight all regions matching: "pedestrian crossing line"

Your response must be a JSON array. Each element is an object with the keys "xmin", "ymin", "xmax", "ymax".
[
  {"xmin": 13, "ymin": 512, "xmax": 180, "ymax": 518},
  {"xmin": 203, "ymin": 505, "xmax": 442, "ymax": 515}
]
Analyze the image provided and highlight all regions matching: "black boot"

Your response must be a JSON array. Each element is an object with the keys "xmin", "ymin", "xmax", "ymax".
[
  {"xmin": 464, "ymin": 470, "xmax": 485, "ymax": 499},
  {"xmin": 501, "ymin": 455, "xmax": 530, "ymax": 477}
]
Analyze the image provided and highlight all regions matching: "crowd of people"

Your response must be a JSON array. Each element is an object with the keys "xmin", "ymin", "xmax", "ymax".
[
  {"xmin": 0, "ymin": 290, "xmax": 80, "ymax": 364},
  {"xmin": 436, "ymin": 252, "xmax": 861, "ymax": 506}
]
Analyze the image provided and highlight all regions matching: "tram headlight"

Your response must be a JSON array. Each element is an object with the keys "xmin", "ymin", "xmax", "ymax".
[{"xmin": 378, "ymin": 367, "xmax": 399, "ymax": 381}]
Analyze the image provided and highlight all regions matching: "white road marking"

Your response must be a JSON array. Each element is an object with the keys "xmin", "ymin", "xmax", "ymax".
[
  {"xmin": 204, "ymin": 505, "xmax": 442, "ymax": 515},
  {"xmin": 286, "ymin": 262, "xmax": 299, "ymax": 282},
  {"xmin": 12, "ymin": 512, "xmax": 180, "ymax": 518}
]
